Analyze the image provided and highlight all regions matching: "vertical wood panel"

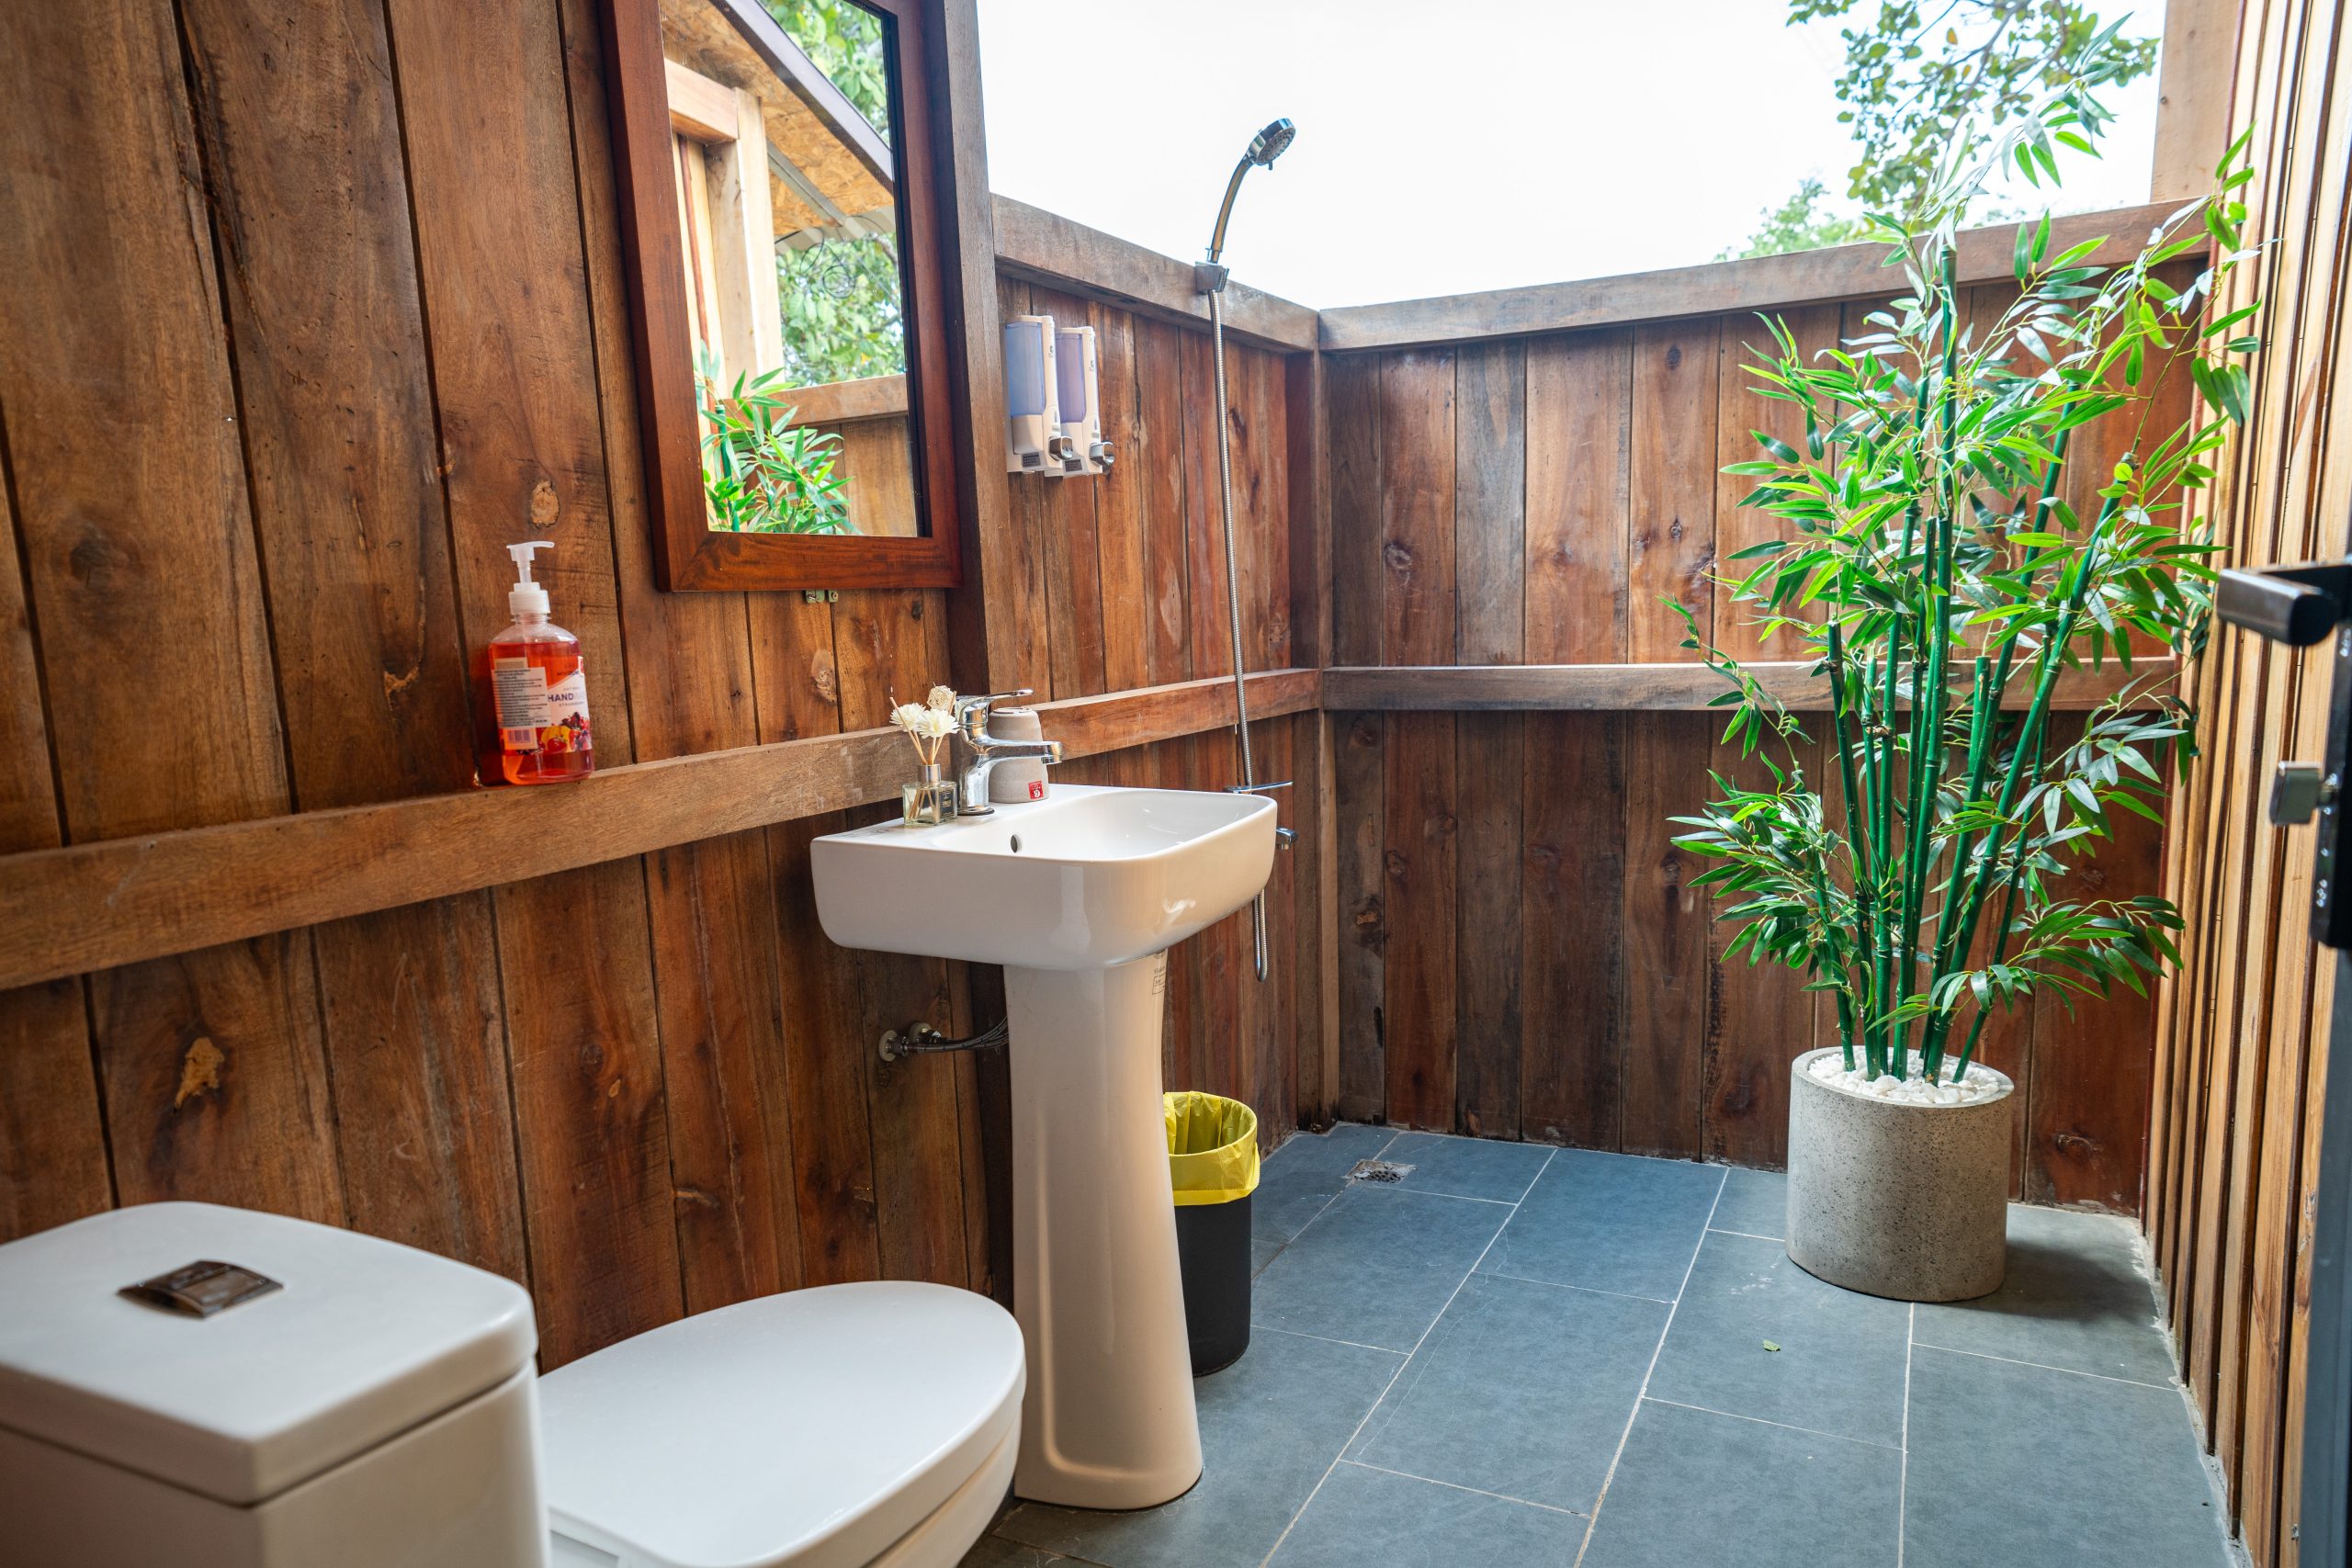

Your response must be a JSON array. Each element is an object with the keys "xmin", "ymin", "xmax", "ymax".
[
  {"xmin": 1093, "ymin": 301, "xmax": 1151, "ymax": 694},
  {"xmin": 1628, "ymin": 319, "xmax": 1721, "ymax": 661},
  {"xmin": 1029, "ymin": 285, "xmax": 1109, "ymax": 700},
  {"xmin": 993, "ymin": 277, "xmax": 1057, "ymax": 694},
  {"xmin": 1379, "ymin": 351, "xmax": 1457, "ymax": 665},
  {"xmin": 1453, "ymin": 341, "xmax": 1526, "ymax": 666},
  {"xmin": 313, "ymin": 897, "xmax": 526, "ymax": 1281},
  {"xmin": 1521, "ymin": 713, "xmax": 1626, "ymax": 1148},
  {"xmin": 1328, "ymin": 354, "xmax": 1385, "ymax": 667},
  {"xmin": 1384, "ymin": 712, "xmax": 1458, "ymax": 1128},
  {"xmin": 1455, "ymin": 712, "xmax": 1523, "ymax": 1137},
  {"xmin": 1134, "ymin": 318, "xmax": 1194, "ymax": 686},
  {"xmin": 1451, "ymin": 342, "xmax": 1525, "ymax": 1134},
  {"xmin": 1336, "ymin": 711, "xmax": 1387, "ymax": 1122},
  {"xmin": 0, "ymin": 432, "xmax": 107, "ymax": 1241},
  {"xmin": 1621, "ymin": 713, "xmax": 1713, "ymax": 1158},
  {"xmin": 1526, "ymin": 330, "xmax": 1631, "ymax": 665}
]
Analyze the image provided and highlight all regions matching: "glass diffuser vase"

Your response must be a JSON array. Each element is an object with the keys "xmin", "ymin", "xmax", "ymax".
[{"xmin": 903, "ymin": 761, "xmax": 956, "ymax": 827}]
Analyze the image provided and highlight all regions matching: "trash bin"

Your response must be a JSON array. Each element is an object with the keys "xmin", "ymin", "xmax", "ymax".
[{"xmin": 1165, "ymin": 1091, "xmax": 1261, "ymax": 1376}]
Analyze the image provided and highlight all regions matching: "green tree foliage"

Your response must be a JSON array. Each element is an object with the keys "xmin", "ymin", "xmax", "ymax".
[
  {"xmin": 762, "ymin": 1, "xmax": 904, "ymax": 386},
  {"xmin": 1733, "ymin": 2, "xmax": 2160, "ymax": 257},
  {"xmin": 1718, "ymin": 176, "xmax": 1872, "ymax": 261},
  {"xmin": 763, "ymin": 0, "xmax": 888, "ymax": 131}
]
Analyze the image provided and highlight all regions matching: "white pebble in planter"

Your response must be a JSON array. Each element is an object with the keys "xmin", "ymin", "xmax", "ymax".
[{"xmin": 1785, "ymin": 1046, "xmax": 2014, "ymax": 1302}]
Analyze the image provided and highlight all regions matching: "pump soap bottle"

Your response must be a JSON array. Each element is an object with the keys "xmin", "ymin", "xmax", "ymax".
[{"xmin": 482, "ymin": 539, "xmax": 594, "ymax": 785}]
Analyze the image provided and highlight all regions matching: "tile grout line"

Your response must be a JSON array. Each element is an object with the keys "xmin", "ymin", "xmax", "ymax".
[
  {"xmin": 1568, "ymin": 1164, "xmax": 1730, "ymax": 1568},
  {"xmin": 1471, "ymin": 1268, "xmax": 1677, "ymax": 1307},
  {"xmin": 1636, "ymin": 1395, "xmax": 1903, "ymax": 1453},
  {"xmin": 1335, "ymin": 1459, "xmax": 1591, "ymax": 1519},
  {"xmin": 1252, "ymin": 1144, "xmax": 1561, "ymax": 1567},
  {"xmin": 1255, "ymin": 1324, "xmax": 1411, "ymax": 1358},
  {"xmin": 1897, "ymin": 1301, "xmax": 1914, "ymax": 1568},
  {"xmin": 1706, "ymin": 1226, "xmax": 1783, "ymax": 1242},
  {"xmin": 1907, "ymin": 1338, "xmax": 2181, "ymax": 1391}
]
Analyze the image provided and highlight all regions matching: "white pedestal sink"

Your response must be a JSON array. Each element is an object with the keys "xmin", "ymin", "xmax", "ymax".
[{"xmin": 811, "ymin": 784, "xmax": 1277, "ymax": 1510}]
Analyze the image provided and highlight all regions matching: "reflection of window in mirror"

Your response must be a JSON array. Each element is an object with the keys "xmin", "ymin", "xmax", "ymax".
[{"xmin": 659, "ymin": 0, "xmax": 919, "ymax": 540}]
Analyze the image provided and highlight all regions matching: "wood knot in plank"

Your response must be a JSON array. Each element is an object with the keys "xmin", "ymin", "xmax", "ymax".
[
  {"xmin": 175, "ymin": 1036, "xmax": 225, "ymax": 1109},
  {"xmin": 529, "ymin": 479, "xmax": 560, "ymax": 526}
]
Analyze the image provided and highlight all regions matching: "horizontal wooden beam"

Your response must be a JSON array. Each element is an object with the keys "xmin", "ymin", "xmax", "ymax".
[
  {"xmin": 0, "ymin": 669, "xmax": 1318, "ymax": 992},
  {"xmin": 784, "ymin": 372, "xmax": 907, "ymax": 425},
  {"xmin": 991, "ymin": 194, "xmax": 1320, "ymax": 353},
  {"xmin": 1322, "ymin": 660, "xmax": 2177, "ymax": 712},
  {"xmin": 1316, "ymin": 203, "xmax": 2207, "ymax": 353}
]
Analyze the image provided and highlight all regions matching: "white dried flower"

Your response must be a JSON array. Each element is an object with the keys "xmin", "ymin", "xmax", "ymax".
[
  {"xmin": 891, "ymin": 702, "xmax": 929, "ymax": 733},
  {"xmin": 919, "ymin": 708, "xmax": 957, "ymax": 739},
  {"xmin": 926, "ymin": 684, "xmax": 957, "ymax": 713}
]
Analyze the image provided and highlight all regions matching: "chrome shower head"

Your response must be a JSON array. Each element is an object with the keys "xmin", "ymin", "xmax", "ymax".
[
  {"xmin": 1248, "ymin": 118, "xmax": 1296, "ymax": 167},
  {"xmin": 1205, "ymin": 117, "xmax": 1297, "ymax": 271}
]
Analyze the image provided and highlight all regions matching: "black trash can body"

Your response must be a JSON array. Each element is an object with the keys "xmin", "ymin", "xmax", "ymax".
[
  {"xmin": 1164, "ymin": 1091, "xmax": 1260, "ymax": 1378},
  {"xmin": 1174, "ymin": 1190, "xmax": 1251, "ymax": 1374}
]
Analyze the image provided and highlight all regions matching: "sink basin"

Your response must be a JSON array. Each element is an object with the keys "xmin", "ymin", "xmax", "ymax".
[
  {"xmin": 811, "ymin": 784, "xmax": 1276, "ymax": 969},
  {"xmin": 811, "ymin": 784, "xmax": 1280, "ymax": 1512}
]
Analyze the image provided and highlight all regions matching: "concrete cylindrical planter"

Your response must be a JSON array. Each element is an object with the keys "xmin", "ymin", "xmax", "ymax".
[{"xmin": 1784, "ymin": 1046, "xmax": 2015, "ymax": 1302}]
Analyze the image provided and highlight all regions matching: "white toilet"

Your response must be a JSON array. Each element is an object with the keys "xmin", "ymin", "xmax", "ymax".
[{"xmin": 0, "ymin": 1202, "xmax": 1024, "ymax": 1568}]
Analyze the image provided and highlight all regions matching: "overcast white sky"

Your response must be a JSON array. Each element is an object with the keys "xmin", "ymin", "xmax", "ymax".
[{"xmin": 975, "ymin": 0, "xmax": 2164, "ymax": 308}]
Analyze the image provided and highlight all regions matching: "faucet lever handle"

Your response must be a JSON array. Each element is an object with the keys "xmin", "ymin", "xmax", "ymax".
[{"xmin": 956, "ymin": 688, "xmax": 1032, "ymax": 716}]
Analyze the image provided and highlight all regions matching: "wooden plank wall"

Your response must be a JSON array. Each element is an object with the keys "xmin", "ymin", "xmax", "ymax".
[
  {"xmin": 0, "ymin": 0, "xmax": 1304, "ymax": 1370},
  {"xmin": 1327, "ymin": 297, "xmax": 2185, "ymax": 1209},
  {"xmin": 2146, "ymin": 0, "xmax": 2352, "ymax": 1562}
]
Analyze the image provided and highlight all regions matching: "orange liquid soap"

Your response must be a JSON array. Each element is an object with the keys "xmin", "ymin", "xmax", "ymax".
[{"xmin": 484, "ymin": 540, "xmax": 594, "ymax": 785}]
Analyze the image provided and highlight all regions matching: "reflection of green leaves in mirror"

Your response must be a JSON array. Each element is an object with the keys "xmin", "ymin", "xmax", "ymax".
[
  {"xmin": 698, "ymin": 348, "xmax": 854, "ymax": 535},
  {"xmin": 759, "ymin": 0, "xmax": 905, "ymax": 388},
  {"xmin": 762, "ymin": 0, "xmax": 888, "ymax": 132},
  {"xmin": 775, "ymin": 234, "xmax": 904, "ymax": 386}
]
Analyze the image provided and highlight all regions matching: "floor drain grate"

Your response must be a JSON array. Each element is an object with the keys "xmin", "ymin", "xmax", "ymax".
[{"xmin": 1348, "ymin": 1159, "xmax": 1414, "ymax": 1184}]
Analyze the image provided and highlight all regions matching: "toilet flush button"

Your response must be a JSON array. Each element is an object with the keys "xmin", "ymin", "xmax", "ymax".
[{"xmin": 119, "ymin": 1259, "xmax": 283, "ymax": 1318}]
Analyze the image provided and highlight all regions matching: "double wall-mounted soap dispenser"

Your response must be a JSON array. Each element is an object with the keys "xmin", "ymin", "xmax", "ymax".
[{"xmin": 1004, "ymin": 313, "xmax": 1113, "ymax": 477}]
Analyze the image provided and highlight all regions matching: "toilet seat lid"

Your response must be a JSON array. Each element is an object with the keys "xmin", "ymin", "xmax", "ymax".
[{"xmin": 540, "ymin": 1280, "xmax": 1023, "ymax": 1568}]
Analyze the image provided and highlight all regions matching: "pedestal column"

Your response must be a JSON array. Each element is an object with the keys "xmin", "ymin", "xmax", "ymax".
[{"xmin": 1005, "ymin": 953, "xmax": 1203, "ymax": 1509}]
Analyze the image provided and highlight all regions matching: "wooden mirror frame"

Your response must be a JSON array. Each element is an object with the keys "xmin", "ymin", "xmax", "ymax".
[{"xmin": 596, "ymin": 0, "xmax": 964, "ymax": 591}]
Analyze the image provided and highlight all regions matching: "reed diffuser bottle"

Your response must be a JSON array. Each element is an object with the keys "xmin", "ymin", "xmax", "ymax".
[{"xmin": 482, "ymin": 539, "xmax": 594, "ymax": 785}]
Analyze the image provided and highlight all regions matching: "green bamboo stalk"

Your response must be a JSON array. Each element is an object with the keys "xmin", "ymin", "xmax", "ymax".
[
  {"xmin": 1918, "ymin": 434, "xmax": 2075, "ymax": 1076},
  {"xmin": 1894, "ymin": 246, "xmax": 1964, "ymax": 1080},
  {"xmin": 1928, "ymin": 498, "xmax": 2117, "ymax": 1059},
  {"xmin": 1825, "ymin": 623, "xmax": 1871, "ymax": 1072}
]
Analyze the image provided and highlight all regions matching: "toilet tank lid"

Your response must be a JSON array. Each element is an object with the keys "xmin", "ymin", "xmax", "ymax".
[
  {"xmin": 0, "ymin": 1201, "xmax": 537, "ymax": 1505},
  {"xmin": 540, "ymin": 1281, "xmax": 1024, "ymax": 1568}
]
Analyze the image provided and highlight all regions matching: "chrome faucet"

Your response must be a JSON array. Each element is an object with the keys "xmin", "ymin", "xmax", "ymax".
[{"xmin": 955, "ymin": 690, "xmax": 1064, "ymax": 816}]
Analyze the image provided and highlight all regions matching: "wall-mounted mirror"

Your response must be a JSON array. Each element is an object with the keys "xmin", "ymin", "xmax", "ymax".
[{"xmin": 598, "ymin": 0, "xmax": 964, "ymax": 590}]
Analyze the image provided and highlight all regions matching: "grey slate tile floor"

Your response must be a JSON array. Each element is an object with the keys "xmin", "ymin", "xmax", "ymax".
[{"xmin": 962, "ymin": 1126, "xmax": 2233, "ymax": 1568}]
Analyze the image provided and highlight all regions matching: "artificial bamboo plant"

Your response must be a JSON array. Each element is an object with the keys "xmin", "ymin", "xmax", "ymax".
[{"xmin": 1673, "ymin": 62, "xmax": 2262, "ymax": 1090}]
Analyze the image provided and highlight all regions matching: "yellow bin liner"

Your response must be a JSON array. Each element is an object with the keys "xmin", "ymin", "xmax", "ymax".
[{"xmin": 1164, "ymin": 1092, "xmax": 1260, "ymax": 1206}]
